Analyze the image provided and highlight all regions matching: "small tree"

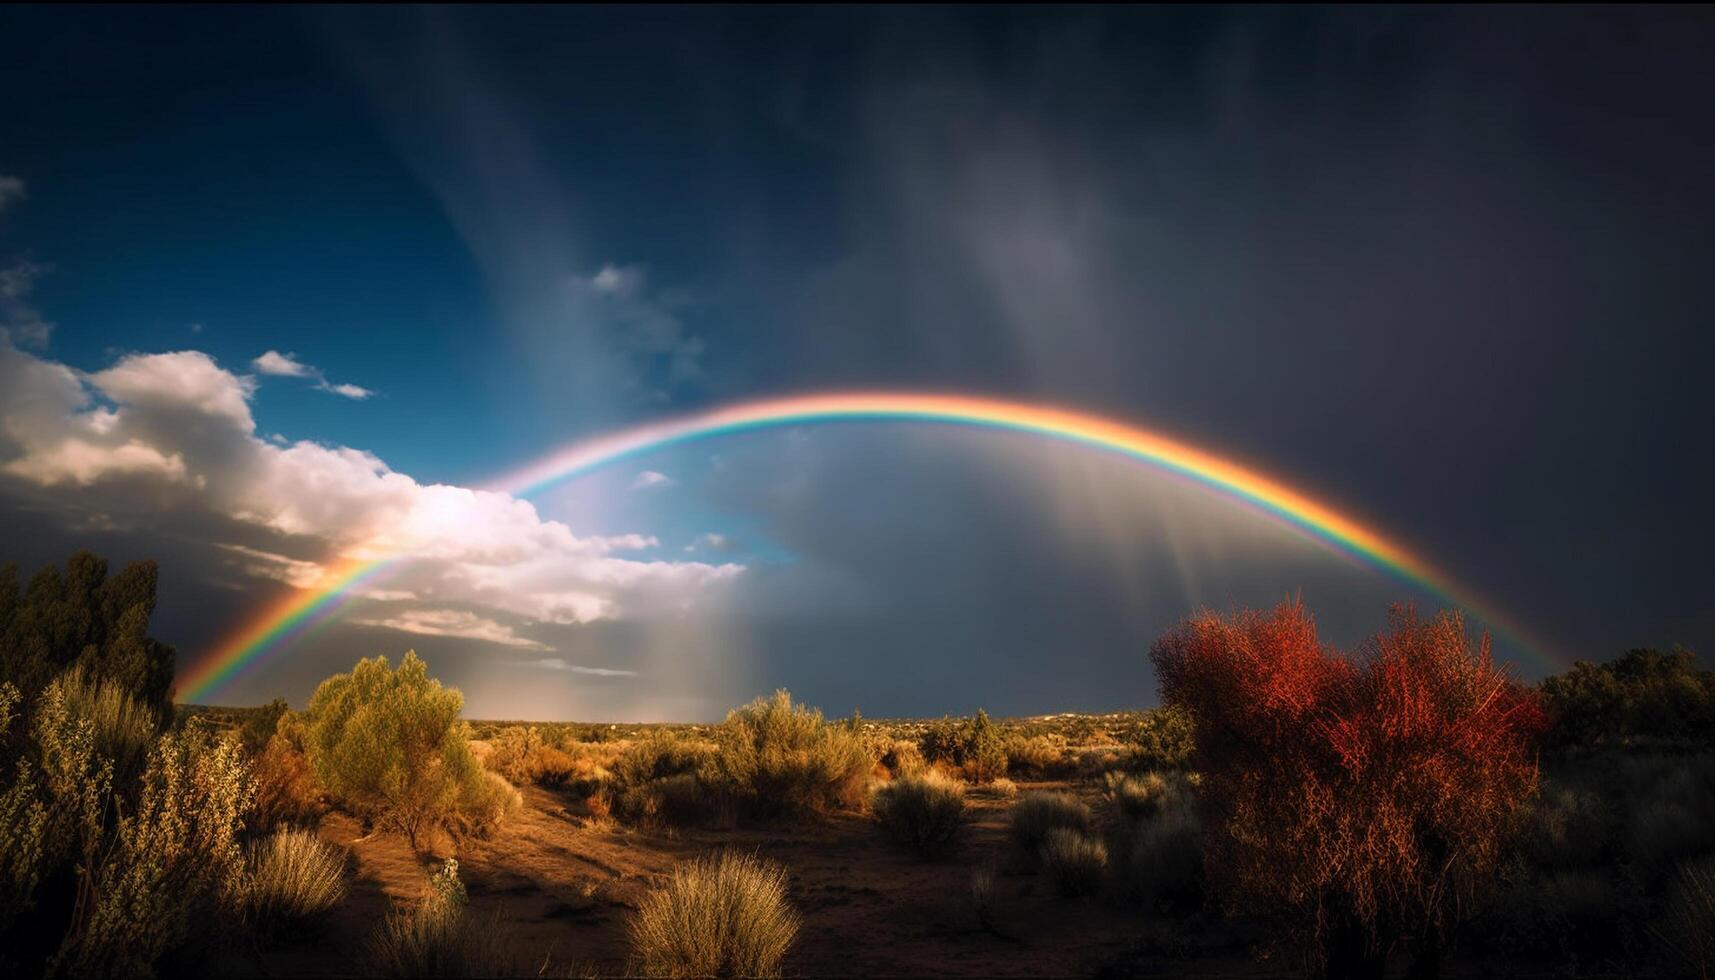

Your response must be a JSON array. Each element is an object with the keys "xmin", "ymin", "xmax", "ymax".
[
  {"xmin": 1150, "ymin": 602, "xmax": 1545, "ymax": 978},
  {"xmin": 303, "ymin": 651, "xmax": 489, "ymax": 847}
]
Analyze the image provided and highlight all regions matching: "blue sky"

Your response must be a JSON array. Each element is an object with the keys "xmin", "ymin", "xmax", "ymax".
[{"xmin": 2, "ymin": 7, "xmax": 1711, "ymax": 718}]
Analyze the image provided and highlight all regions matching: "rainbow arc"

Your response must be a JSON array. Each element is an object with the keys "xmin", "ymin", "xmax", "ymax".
[{"xmin": 179, "ymin": 392, "xmax": 1548, "ymax": 702}]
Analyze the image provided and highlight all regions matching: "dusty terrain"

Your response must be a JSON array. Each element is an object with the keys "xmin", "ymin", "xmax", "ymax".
[{"xmin": 220, "ymin": 778, "xmax": 1260, "ymax": 978}]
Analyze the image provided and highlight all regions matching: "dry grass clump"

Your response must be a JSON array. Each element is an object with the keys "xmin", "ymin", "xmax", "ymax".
[
  {"xmin": 627, "ymin": 850, "xmax": 799, "ymax": 978},
  {"xmin": 236, "ymin": 828, "xmax": 348, "ymax": 926},
  {"xmin": 713, "ymin": 690, "xmax": 871, "ymax": 818},
  {"xmin": 1109, "ymin": 770, "xmax": 1196, "ymax": 824},
  {"xmin": 369, "ymin": 859, "xmax": 516, "ymax": 978},
  {"xmin": 971, "ymin": 861, "xmax": 998, "ymax": 929},
  {"xmin": 871, "ymin": 771, "xmax": 967, "ymax": 855},
  {"xmin": 1010, "ymin": 791, "xmax": 1093, "ymax": 854},
  {"xmin": 1659, "ymin": 854, "xmax": 1715, "ymax": 979},
  {"xmin": 1041, "ymin": 827, "xmax": 1108, "ymax": 897}
]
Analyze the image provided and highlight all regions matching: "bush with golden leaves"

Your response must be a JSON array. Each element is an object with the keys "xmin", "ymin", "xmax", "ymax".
[{"xmin": 54, "ymin": 720, "xmax": 251, "ymax": 979}]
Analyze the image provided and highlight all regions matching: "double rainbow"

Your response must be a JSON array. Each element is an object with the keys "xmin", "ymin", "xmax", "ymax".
[{"xmin": 178, "ymin": 392, "xmax": 1543, "ymax": 702}]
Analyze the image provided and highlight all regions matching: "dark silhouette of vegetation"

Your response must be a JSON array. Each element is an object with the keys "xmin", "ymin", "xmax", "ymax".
[
  {"xmin": 1151, "ymin": 602, "xmax": 1547, "ymax": 979},
  {"xmin": 1541, "ymin": 647, "xmax": 1715, "ymax": 748},
  {"xmin": 0, "ymin": 552, "xmax": 176, "ymax": 712}
]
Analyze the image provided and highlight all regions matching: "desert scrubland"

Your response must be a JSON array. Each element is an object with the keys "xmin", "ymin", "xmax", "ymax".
[{"xmin": 4, "ymin": 552, "xmax": 1714, "ymax": 979}]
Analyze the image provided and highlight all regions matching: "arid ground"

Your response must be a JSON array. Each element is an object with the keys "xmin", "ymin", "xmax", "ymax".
[{"xmin": 218, "ymin": 765, "xmax": 1260, "ymax": 979}]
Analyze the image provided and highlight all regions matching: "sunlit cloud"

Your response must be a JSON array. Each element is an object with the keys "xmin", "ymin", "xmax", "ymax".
[
  {"xmin": 528, "ymin": 657, "xmax": 638, "ymax": 677},
  {"xmin": 353, "ymin": 608, "xmax": 547, "ymax": 649},
  {"xmin": 0, "ymin": 337, "xmax": 744, "ymax": 645}
]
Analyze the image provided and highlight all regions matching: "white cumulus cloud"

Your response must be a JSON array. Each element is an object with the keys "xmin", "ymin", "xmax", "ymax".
[{"xmin": 0, "ymin": 337, "xmax": 743, "ymax": 646}]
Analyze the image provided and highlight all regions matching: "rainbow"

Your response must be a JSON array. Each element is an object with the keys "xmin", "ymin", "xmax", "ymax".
[{"xmin": 179, "ymin": 391, "xmax": 1545, "ymax": 702}]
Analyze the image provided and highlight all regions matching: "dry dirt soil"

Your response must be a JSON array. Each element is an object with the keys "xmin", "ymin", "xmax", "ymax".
[{"xmin": 212, "ymin": 778, "xmax": 1271, "ymax": 978}]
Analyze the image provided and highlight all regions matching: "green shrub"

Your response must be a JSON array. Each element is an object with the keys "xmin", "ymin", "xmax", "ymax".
[
  {"xmin": 919, "ymin": 709, "xmax": 1007, "ymax": 782},
  {"xmin": 1041, "ymin": 827, "xmax": 1107, "ymax": 897},
  {"xmin": 712, "ymin": 690, "xmax": 870, "ymax": 818},
  {"xmin": 485, "ymin": 725, "xmax": 547, "ymax": 786},
  {"xmin": 608, "ymin": 735, "xmax": 722, "ymax": 826},
  {"xmin": 627, "ymin": 851, "xmax": 799, "ymax": 978},
  {"xmin": 1003, "ymin": 734, "xmax": 1068, "ymax": 778},
  {"xmin": 303, "ymin": 652, "xmax": 500, "ymax": 847},
  {"xmin": 872, "ymin": 772, "xmax": 967, "ymax": 855},
  {"xmin": 452, "ymin": 770, "xmax": 521, "ymax": 839},
  {"xmin": 369, "ymin": 859, "xmax": 516, "ymax": 977},
  {"xmin": 237, "ymin": 828, "xmax": 348, "ymax": 926},
  {"xmin": 239, "ymin": 698, "xmax": 290, "ymax": 755},
  {"xmin": 1010, "ymin": 791, "xmax": 1092, "ymax": 854},
  {"xmin": 1116, "ymin": 705, "xmax": 1196, "ymax": 771},
  {"xmin": 54, "ymin": 720, "xmax": 250, "ymax": 979}
]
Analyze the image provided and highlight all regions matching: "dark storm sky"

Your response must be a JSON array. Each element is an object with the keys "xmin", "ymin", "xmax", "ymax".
[{"xmin": 0, "ymin": 6, "xmax": 1710, "ymax": 718}]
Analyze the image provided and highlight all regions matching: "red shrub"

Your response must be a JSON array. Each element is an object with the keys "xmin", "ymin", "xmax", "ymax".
[{"xmin": 1150, "ymin": 601, "xmax": 1546, "ymax": 977}]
